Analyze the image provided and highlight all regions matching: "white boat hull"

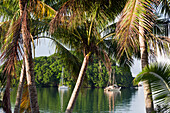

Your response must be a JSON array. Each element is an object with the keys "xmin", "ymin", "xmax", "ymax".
[
  {"xmin": 58, "ymin": 85, "xmax": 69, "ymax": 90},
  {"xmin": 104, "ymin": 86, "xmax": 121, "ymax": 92}
]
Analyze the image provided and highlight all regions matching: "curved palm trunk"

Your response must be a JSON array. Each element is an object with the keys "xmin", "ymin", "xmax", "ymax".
[
  {"xmin": 65, "ymin": 55, "xmax": 90, "ymax": 113},
  {"xmin": 14, "ymin": 62, "xmax": 26, "ymax": 113},
  {"xmin": 2, "ymin": 74, "xmax": 11, "ymax": 113},
  {"xmin": 19, "ymin": 0, "xmax": 39, "ymax": 112},
  {"xmin": 139, "ymin": 20, "xmax": 154, "ymax": 113}
]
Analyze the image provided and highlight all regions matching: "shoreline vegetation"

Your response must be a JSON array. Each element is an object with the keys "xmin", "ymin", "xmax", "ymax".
[{"xmin": 1, "ymin": 53, "xmax": 135, "ymax": 89}]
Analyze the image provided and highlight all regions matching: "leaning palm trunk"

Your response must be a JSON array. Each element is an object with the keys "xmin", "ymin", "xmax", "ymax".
[
  {"xmin": 19, "ymin": 0, "xmax": 39, "ymax": 112},
  {"xmin": 139, "ymin": 19, "xmax": 154, "ymax": 113},
  {"xmin": 2, "ymin": 74, "xmax": 11, "ymax": 113},
  {"xmin": 14, "ymin": 62, "xmax": 26, "ymax": 113},
  {"xmin": 65, "ymin": 55, "xmax": 90, "ymax": 113}
]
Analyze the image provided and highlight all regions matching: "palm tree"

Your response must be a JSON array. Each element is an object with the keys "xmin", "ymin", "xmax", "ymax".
[
  {"xmin": 134, "ymin": 63, "xmax": 170, "ymax": 112},
  {"xmin": 0, "ymin": 5, "xmax": 22, "ymax": 111},
  {"xmin": 50, "ymin": 21, "xmax": 108, "ymax": 113},
  {"xmin": 14, "ymin": 61, "xmax": 26, "ymax": 113},
  {"xmin": 16, "ymin": 0, "xmax": 57, "ymax": 112},
  {"xmin": 0, "ymin": 0, "xmax": 56, "ymax": 112},
  {"xmin": 19, "ymin": 1, "xmax": 40, "ymax": 112},
  {"xmin": 116, "ymin": 0, "xmax": 169, "ymax": 112},
  {"xmin": 49, "ymin": 1, "xmax": 127, "ymax": 112}
]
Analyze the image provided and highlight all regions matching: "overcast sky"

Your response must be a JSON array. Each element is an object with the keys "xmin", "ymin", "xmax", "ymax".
[{"xmin": 34, "ymin": 38, "xmax": 55, "ymax": 57}]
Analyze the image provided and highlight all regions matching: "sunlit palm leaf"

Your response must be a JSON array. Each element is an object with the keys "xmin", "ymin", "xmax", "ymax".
[{"xmin": 116, "ymin": 0, "xmax": 160, "ymax": 59}]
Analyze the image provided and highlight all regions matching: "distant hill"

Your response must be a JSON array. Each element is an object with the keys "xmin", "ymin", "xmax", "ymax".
[{"xmin": 0, "ymin": 53, "xmax": 134, "ymax": 88}]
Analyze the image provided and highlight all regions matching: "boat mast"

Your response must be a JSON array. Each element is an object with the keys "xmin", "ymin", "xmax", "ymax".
[
  {"xmin": 62, "ymin": 67, "xmax": 64, "ymax": 85},
  {"xmin": 112, "ymin": 69, "xmax": 115, "ymax": 85}
]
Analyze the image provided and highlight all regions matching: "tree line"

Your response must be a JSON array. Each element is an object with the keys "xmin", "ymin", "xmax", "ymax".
[{"xmin": 0, "ymin": 53, "xmax": 134, "ymax": 88}]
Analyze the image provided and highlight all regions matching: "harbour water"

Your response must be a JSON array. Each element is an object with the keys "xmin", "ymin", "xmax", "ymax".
[{"xmin": 5, "ymin": 86, "xmax": 146, "ymax": 113}]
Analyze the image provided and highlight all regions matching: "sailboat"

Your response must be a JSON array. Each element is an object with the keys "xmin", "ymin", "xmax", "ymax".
[
  {"xmin": 104, "ymin": 69, "xmax": 121, "ymax": 92},
  {"xmin": 58, "ymin": 67, "xmax": 69, "ymax": 90}
]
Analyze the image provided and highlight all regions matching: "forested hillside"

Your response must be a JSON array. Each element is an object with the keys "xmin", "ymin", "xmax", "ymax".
[{"xmin": 0, "ymin": 53, "xmax": 134, "ymax": 88}]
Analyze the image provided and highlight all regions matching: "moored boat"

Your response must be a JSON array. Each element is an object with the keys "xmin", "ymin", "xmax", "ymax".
[
  {"xmin": 104, "ymin": 68, "xmax": 121, "ymax": 92},
  {"xmin": 58, "ymin": 67, "xmax": 69, "ymax": 90},
  {"xmin": 58, "ymin": 85, "xmax": 69, "ymax": 90},
  {"xmin": 104, "ymin": 84, "xmax": 121, "ymax": 92}
]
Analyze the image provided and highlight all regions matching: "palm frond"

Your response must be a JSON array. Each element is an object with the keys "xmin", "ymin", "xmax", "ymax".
[
  {"xmin": 47, "ymin": 36, "xmax": 82, "ymax": 80},
  {"xmin": 0, "ymin": 16, "xmax": 23, "ymax": 78},
  {"xmin": 116, "ymin": 0, "xmax": 159, "ymax": 59},
  {"xmin": 30, "ymin": 0, "xmax": 57, "ymax": 20},
  {"xmin": 104, "ymin": 39, "xmax": 136, "ymax": 68},
  {"xmin": 156, "ymin": 0, "xmax": 170, "ymax": 17},
  {"xmin": 0, "ymin": 0, "xmax": 19, "ymax": 21},
  {"xmin": 134, "ymin": 63, "xmax": 170, "ymax": 107},
  {"xmin": 49, "ymin": 0, "xmax": 126, "ymax": 33}
]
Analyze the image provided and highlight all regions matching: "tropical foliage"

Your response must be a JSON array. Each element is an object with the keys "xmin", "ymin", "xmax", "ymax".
[
  {"xmin": 0, "ymin": 0, "xmax": 58, "ymax": 112},
  {"xmin": 116, "ymin": 0, "xmax": 170, "ymax": 58},
  {"xmin": 0, "ymin": 53, "xmax": 134, "ymax": 88},
  {"xmin": 49, "ymin": 1, "xmax": 128, "ymax": 111},
  {"xmin": 0, "ymin": 0, "xmax": 169, "ymax": 112},
  {"xmin": 116, "ymin": 0, "xmax": 169, "ymax": 112},
  {"xmin": 134, "ymin": 63, "xmax": 170, "ymax": 112}
]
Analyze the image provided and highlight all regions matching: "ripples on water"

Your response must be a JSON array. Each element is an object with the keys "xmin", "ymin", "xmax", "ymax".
[{"xmin": 8, "ymin": 87, "xmax": 146, "ymax": 113}]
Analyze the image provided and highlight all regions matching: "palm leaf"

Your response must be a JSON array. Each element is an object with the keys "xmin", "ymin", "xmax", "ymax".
[
  {"xmin": 134, "ymin": 63, "xmax": 170, "ymax": 107},
  {"xmin": 0, "ymin": 0, "xmax": 19, "ymax": 21},
  {"xmin": 0, "ymin": 16, "xmax": 23, "ymax": 78},
  {"xmin": 44, "ymin": 34, "xmax": 82, "ymax": 80},
  {"xmin": 50, "ymin": 0, "xmax": 126, "ymax": 33},
  {"xmin": 116, "ymin": 0, "xmax": 159, "ymax": 59},
  {"xmin": 156, "ymin": 0, "xmax": 170, "ymax": 16},
  {"xmin": 31, "ymin": 0, "xmax": 57, "ymax": 20}
]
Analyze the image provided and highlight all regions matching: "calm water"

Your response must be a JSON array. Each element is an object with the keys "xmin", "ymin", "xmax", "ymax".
[{"xmin": 9, "ymin": 87, "xmax": 145, "ymax": 113}]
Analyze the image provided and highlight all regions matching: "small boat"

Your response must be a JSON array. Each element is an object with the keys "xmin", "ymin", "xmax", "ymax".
[
  {"xmin": 58, "ymin": 67, "xmax": 69, "ymax": 90},
  {"xmin": 58, "ymin": 85, "xmax": 69, "ymax": 90},
  {"xmin": 104, "ymin": 69, "xmax": 121, "ymax": 92},
  {"xmin": 104, "ymin": 84, "xmax": 121, "ymax": 92}
]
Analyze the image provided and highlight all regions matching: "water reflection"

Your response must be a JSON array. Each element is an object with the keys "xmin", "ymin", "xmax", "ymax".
[
  {"xmin": 37, "ymin": 87, "xmax": 71, "ymax": 113},
  {"xmin": 58, "ymin": 89, "xmax": 69, "ymax": 112},
  {"xmin": 104, "ymin": 91, "xmax": 121, "ymax": 113},
  {"xmin": 9, "ymin": 87, "xmax": 145, "ymax": 113}
]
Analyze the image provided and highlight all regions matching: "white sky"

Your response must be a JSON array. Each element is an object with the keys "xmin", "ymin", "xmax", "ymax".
[
  {"xmin": 131, "ymin": 59, "xmax": 141, "ymax": 77},
  {"xmin": 34, "ymin": 38, "xmax": 55, "ymax": 57}
]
